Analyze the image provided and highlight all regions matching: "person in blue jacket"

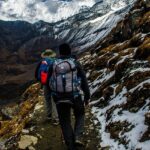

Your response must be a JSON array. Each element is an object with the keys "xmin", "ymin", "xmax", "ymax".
[{"xmin": 35, "ymin": 49, "xmax": 58, "ymax": 124}]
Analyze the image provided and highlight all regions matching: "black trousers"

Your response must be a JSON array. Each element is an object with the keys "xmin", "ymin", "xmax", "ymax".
[{"xmin": 55, "ymin": 96, "xmax": 85, "ymax": 150}]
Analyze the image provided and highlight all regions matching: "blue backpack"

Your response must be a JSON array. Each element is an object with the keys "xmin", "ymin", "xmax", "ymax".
[{"xmin": 38, "ymin": 58, "xmax": 54, "ymax": 85}]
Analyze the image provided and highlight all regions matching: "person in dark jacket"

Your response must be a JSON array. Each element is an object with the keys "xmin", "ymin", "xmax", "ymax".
[{"xmin": 48, "ymin": 43, "xmax": 90, "ymax": 150}]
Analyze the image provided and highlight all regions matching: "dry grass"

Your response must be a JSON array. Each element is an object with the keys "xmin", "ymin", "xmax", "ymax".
[{"xmin": 0, "ymin": 83, "xmax": 40, "ymax": 139}]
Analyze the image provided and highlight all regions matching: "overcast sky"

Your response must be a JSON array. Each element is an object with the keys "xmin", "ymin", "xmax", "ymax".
[{"xmin": 0, "ymin": 0, "xmax": 100, "ymax": 23}]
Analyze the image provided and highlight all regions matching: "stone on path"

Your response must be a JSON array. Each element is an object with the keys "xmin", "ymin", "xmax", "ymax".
[{"xmin": 18, "ymin": 135, "xmax": 38, "ymax": 149}]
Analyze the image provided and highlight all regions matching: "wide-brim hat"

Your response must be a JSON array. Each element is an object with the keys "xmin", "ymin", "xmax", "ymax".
[{"xmin": 41, "ymin": 49, "xmax": 56, "ymax": 58}]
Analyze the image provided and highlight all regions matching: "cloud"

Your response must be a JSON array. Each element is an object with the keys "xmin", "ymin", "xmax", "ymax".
[{"xmin": 0, "ymin": 0, "xmax": 96, "ymax": 23}]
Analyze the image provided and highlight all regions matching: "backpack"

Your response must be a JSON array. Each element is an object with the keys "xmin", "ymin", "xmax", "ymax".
[
  {"xmin": 38, "ymin": 58, "xmax": 54, "ymax": 85},
  {"xmin": 49, "ymin": 58, "xmax": 81, "ymax": 97}
]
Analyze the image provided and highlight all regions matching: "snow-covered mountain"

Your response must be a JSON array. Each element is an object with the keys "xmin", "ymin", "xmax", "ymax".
[
  {"xmin": 0, "ymin": 0, "xmax": 137, "ymax": 57},
  {"xmin": 0, "ymin": 0, "xmax": 137, "ymax": 101},
  {"xmin": 0, "ymin": 0, "xmax": 135, "ymax": 23},
  {"xmin": 33, "ymin": 0, "xmax": 136, "ymax": 52}
]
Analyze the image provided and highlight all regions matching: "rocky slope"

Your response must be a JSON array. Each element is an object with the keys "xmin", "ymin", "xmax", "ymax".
[{"xmin": 79, "ymin": 0, "xmax": 150, "ymax": 149}]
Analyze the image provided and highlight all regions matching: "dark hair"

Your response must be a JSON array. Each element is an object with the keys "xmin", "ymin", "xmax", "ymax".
[{"xmin": 59, "ymin": 43, "xmax": 71, "ymax": 56}]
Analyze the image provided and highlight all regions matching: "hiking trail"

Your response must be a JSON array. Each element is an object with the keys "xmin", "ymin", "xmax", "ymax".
[{"xmin": 19, "ymin": 90, "xmax": 101, "ymax": 150}]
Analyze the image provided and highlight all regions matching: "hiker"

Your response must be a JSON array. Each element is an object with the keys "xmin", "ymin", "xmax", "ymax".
[
  {"xmin": 48, "ymin": 43, "xmax": 90, "ymax": 150},
  {"xmin": 35, "ymin": 49, "xmax": 59, "ymax": 123}
]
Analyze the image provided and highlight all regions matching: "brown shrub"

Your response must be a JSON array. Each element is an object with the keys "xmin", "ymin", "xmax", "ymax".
[
  {"xmin": 142, "ymin": 11, "xmax": 150, "ymax": 33},
  {"xmin": 125, "ymin": 71, "xmax": 150, "ymax": 90},
  {"xmin": 107, "ymin": 55, "xmax": 120, "ymax": 70},
  {"xmin": 88, "ymin": 71, "xmax": 100, "ymax": 82},
  {"xmin": 145, "ymin": 112, "xmax": 150, "ymax": 126},
  {"xmin": 94, "ymin": 54, "xmax": 111, "ymax": 69},
  {"xmin": 129, "ymin": 33, "xmax": 146, "ymax": 47},
  {"xmin": 119, "ymin": 48, "xmax": 135, "ymax": 56},
  {"xmin": 106, "ymin": 121, "xmax": 131, "ymax": 145},
  {"xmin": 134, "ymin": 37, "xmax": 150, "ymax": 59},
  {"xmin": 115, "ymin": 84, "xmax": 123, "ymax": 95},
  {"xmin": 140, "ymin": 112, "xmax": 150, "ymax": 142},
  {"xmin": 102, "ymin": 86, "xmax": 114, "ymax": 101},
  {"xmin": 124, "ymin": 83, "xmax": 150, "ymax": 111},
  {"xmin": 111, "ymin": 41, "xmax": 130, "ymax": 53},
  {"xmin": 147, "ymin": 56, "xmax": 150, "ymax": 62},
  {"xmin": 114, "ymin": 58, "xmax": 131, "ymax": 82}
]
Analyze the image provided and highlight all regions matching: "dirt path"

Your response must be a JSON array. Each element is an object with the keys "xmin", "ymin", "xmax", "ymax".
[{"xmin": 24, "ymin": 93, "xmax": 101, "ymax": 150}]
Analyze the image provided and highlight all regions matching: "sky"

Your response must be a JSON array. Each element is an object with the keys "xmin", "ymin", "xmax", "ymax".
[{"xmin": 0, "ymin": 0, "xmax": 99, "ymax": 23}]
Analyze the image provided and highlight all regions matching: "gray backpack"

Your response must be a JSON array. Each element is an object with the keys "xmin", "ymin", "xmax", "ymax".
[{"xmin": 49, "ymin": 58, "xmax": 81, "ymax": 95}]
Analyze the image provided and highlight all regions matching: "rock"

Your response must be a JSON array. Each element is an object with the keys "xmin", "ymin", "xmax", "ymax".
[
  {"xmin": 18, "ymin": 135, "xmax": 38, "ymax": 149},
  {"xmin": 1, "ymin": 105, "xmax": 19, "ymax": 119},
  {"xmin": 28, "ymin": 146, "xmax": 36, "ymax": 150},
  {"xmin": 22, "ymin": 129, "xmax": 30, "ymax": 134},
  {"xmin": 129, "ymin": 107, "xmax": 139, "ymax": 113},
  {"xmin": 85, "ymin": 112, "xmax": 90, "ymax": 116},
  {"xmin": 145, "ymin": 112, "xmax": 150, "ymax": 125},
  {"xmin": 30, "ymin": 126, "xmax": 35, "ymax": 132},
  {"xmin": 0, "ymin": 140, "xmax": 6, "ymax": 150},
  {"xmin": 34, "ymin": 104, "xmax": 43, "ymax": 111},
  {"xmin": 30, "ymin": 136, "xmax": 38, "ymax": 145},
  {"xmin": 89, "ymin": 124, "xmax": 94, "ymax": 130},
  {"xmin": 36, "ymin": 133, "xmax": 42, "ymax": 139}
]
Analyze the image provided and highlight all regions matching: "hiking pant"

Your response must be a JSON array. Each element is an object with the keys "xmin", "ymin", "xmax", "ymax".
[
  {"xmin": 43, "ymin": 85, "xmax": 58, "ymax": 119},
  {"xmin": 55, "ymin": 96, "xmax": 85, "ymax": 150}
]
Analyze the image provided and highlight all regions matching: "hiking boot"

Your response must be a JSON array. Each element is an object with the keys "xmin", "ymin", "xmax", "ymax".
[
  {"xmin": 51, "ymin": 118, "xmax": 59, "ymax": 126},
  {"xmin": 67, "ymin": 143, "xmax": 77, "ymax": 150},
  {"xmin": 46, "ymin": 114, "xmax": 52, "ymax": 121},
  {"xmin": 75, "ymin": 139, "xmax": 85, "ymax": 147},
  {"xmin": 47, "ymin": 117, "xmax": 52, "ymax": 121}
]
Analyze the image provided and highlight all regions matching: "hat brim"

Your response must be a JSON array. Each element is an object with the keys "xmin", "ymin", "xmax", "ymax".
[{"xmin": 41, "ymin": 51, "xmax": 56, "ymax": 58}]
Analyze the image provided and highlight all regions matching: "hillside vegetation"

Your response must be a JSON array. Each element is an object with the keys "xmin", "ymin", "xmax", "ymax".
[{"xmin": 80, "ymin": 0, "xmax": 150, "ymax": 149}]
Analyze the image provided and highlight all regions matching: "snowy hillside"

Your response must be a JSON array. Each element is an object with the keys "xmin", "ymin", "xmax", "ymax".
[{"xmin": 80, "ymin": 0, "xmax": 150, "ymax": 149}]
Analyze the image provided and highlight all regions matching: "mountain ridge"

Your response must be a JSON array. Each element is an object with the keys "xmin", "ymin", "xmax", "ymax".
[{"xmin": 0, "ymin": 0, "xmax": 136, "ymax": 102}]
